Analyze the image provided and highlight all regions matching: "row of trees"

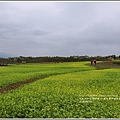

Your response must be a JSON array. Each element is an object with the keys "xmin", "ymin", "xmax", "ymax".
[{"xmin": 0, "ymin": 55, "xmax": 120, "ymax": 65}]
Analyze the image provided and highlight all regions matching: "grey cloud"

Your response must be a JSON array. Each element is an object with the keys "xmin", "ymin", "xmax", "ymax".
[
  {"xmin": 0, "ymin": 2, "xmax": 120, "ymax": 57},
  {"xmin": 82, "ymin": 21, "xmax": 120, "ymax": 45},
  {"xmin": 28, "ymin": 27, "xmax": 49, "ymax": 36}
]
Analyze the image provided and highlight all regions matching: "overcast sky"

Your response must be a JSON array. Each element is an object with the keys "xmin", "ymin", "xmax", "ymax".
[{"xmin": 0, "ymin": 2, "xmax": 120, "ymax": 57}]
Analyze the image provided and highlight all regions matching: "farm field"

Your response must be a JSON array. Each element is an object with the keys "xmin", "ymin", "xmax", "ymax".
[{"xmin": 0, "ymin": 61, "xmax": 120, "ymax": 118}]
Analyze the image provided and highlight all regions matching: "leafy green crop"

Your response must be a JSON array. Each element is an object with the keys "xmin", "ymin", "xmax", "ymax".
[
  {"xmin": 0, "ymin": 62, "xmax": 94, "ymax": 87},
  {"xmin": 0, "ymin": 62, "xmax": 120, "ymax": 118}
]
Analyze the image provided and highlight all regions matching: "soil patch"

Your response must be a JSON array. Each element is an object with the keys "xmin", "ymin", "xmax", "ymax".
[
  {"xmin": 89, "ymin": 61, "xmax": 120, "ymax": 70},
  {"xmin": 0, "ymin": 76, "xmax": 47, "ymax": 94}
]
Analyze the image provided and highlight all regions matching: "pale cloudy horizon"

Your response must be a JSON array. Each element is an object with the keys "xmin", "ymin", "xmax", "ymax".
[{"xmin": 0, "ymin": 2, "xmax": 120, "ymax": 57}]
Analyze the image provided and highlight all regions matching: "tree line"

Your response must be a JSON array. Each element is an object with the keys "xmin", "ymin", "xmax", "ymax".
[{"xmin": 0, "ymin": 55, "xmax": 120, "ymax": 65}]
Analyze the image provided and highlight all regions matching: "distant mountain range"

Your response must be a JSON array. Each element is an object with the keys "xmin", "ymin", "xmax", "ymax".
[{"xmin": 0, "ymin": 52, "xmax": 15, "ymax": 58}]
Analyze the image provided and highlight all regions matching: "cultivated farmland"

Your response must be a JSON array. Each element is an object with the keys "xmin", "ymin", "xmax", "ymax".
[{"xmin": 0, "ymin": 62, "xmax": 120, "ymax": 118}]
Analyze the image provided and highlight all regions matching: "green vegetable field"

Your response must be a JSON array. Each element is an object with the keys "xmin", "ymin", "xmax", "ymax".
[{"xmin": 0, "ymin": 62, "xmax": 120, "ymax": 118}]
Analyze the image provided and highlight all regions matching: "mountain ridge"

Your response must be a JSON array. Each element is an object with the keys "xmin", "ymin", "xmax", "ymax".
[{"xmin": 0, "ymin": 52, "xmax": 15, "ymax": 58}]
